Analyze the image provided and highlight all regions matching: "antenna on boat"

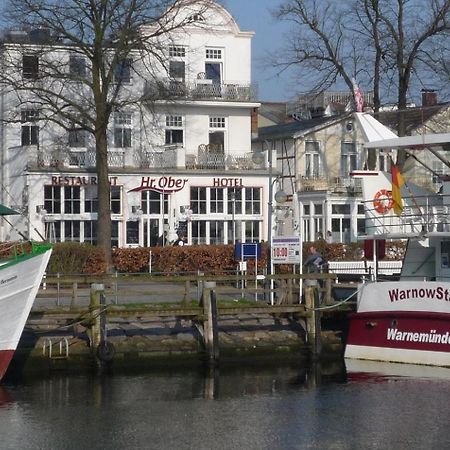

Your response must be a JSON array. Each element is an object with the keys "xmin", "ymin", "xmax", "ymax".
[{"xmin": 0, "ymin": 184, "xmax": 45, "ymax": 241}]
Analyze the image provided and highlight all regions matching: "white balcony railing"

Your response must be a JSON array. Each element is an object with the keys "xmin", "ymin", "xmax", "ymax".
[
  {"xmin": 24, "ymin": 145, "xmax": 262, "ymax": 171},
  {"xmin": 144, "ymin": 79, "xmax": 257, "ymax": 102}
]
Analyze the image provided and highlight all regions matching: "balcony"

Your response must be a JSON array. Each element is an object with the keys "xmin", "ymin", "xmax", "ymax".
[
  {"xmin": 22, "ymin": 145, "xmax": 263, "ymax": 172},
  {"xmin": 144, "ymin": 78, "xmax": 258, "ymax": 102},
  {"xmin": 34, "ymin": 148, "xmax": 125, "ymax": 169},
  {"xmin": 299, "ymin": 176, "xmax": 362, "ymax": 193}
]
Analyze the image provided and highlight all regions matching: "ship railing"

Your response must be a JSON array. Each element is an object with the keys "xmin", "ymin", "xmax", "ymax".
[{"xmin": 362, "ymin": 193, "xmax": 450, "ymax": 235}]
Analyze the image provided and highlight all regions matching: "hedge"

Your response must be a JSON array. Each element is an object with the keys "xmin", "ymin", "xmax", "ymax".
[{"xmin": 38, "ymin": 240, "xmax": 406, "ymax": 275}]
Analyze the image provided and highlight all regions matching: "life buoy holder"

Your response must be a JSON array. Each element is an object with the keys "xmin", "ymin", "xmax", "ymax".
[{"xmin": 373, "ymin": 189, "xmax": 393, "ymax": 214}]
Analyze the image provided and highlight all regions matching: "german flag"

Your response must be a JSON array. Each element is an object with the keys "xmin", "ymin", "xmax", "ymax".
[{"xmin": 391, "ymin": 165, "xmax": 405, "ymax": 215}]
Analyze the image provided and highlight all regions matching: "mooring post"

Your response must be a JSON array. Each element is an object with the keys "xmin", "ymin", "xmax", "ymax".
[
  {"xmin": 182, "ymin": 280, "xmax": 190, "ymax": 305},
  {"xmin": 305, "ymin": 279, "xmax": 322, "ymax": 358},
  {"xmin": 88, "ymin": 283, "xmax": 104, "ymax": 352},
  {"xmin": 324, "ymin": 276, "xmax": 333, "ymax": 305},
  {"xmin": 202, "ymin": 281, "xmax": 219, "ymax": 362}
]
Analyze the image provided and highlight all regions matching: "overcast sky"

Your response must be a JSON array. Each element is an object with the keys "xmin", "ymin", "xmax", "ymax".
[{"xmin": 220, "ymin": 0, "xmax": 294, "ymax": 102}]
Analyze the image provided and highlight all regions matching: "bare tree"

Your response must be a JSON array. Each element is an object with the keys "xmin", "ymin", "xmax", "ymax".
[
  {"xmin": 0, "ymin": 0, "xmax": 210, "ymax": 268},
  {"xmin": 274, "ymin": 0, "xmax": 450, "ymax": 167}
]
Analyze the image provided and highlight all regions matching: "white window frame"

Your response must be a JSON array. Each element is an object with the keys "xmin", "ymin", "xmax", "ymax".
[
  {"xmin": 113, "ymin": 112, "xmax": 132, "ymax": 148},
  {"xmin": 341, "ymin": 142, "xmax": 358, "ymax": 177},
  {"xmin": 169, "ymin": 45, "xmax": 186, "ymax": 58},
  {"xmin": 165, "ymin": 115, "xmax": 184, "ymax": 146},
  {"xmin": 209, "ymin": 117, "xmax": 226, "ymax": 128},
  {"xmin": 304, "ymin": 141, "xmax": 322, "ymax": 178}
]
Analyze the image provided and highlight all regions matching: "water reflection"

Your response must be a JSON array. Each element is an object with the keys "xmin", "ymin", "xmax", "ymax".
[{"xmin": 1, "ymin": 360, "xmax": 450, "ymax": 450}]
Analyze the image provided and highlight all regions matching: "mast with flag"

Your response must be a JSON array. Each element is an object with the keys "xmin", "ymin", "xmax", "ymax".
[{"xmin": 352, "ymin": 78, "xmax": 365, "ymax": 112}]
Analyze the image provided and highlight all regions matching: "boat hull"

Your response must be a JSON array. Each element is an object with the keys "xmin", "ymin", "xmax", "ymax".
[
  {"xmin": 345, "ymin": 310, "xmax": 450, "ymax": 366},
  {"xmin": 0, "ymin": 246, "xmax": 52, "ymax": 381}
]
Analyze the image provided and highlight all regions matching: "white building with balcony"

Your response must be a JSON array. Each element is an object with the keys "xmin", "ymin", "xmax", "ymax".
[{"xmin": 0, "ymin": 1, "xmax": 273, "ymax": 247}]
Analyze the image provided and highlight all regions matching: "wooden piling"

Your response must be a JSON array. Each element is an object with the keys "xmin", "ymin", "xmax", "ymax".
[
  {"xmin": 88, "ymin": 283, "xmax": 104, "ymax": 352},
  {"xmin": 70, "ymin": 282, "xmax": 78, "ymax": 309},
  {"xmin": 304, "ymin": 280, "xmax": 322, "ymax": 358},
  {"xmin": 202, "ymin": 281, "xmax": 219, "ymax": 362}
]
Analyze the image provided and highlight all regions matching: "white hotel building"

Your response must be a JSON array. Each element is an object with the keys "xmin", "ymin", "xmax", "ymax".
[{"xmin": 0, "ymin": 1, "xmax": 276, "ymax": 248}]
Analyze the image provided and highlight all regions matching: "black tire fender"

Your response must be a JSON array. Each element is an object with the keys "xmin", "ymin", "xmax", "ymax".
[{"xmin": 96, "ymin": 341, "xmax": 115, "ymax": 362}]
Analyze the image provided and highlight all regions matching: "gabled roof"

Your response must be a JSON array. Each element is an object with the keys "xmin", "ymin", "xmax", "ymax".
[
  {"xmin": 258, "ymin": 102, "xmax": 291, "ymax": 125},
  {"xmin": 375, "ymin": 103, "xmax": 450, "ymax": 134},
  {"xmin": 255, "ymin": 115, "xmax": 346, "ymax": 141}
]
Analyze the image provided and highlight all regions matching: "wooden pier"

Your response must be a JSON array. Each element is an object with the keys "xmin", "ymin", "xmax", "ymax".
[{"xmin": 12, "ymin": 273, "xmax": 353, "ymax": 376}]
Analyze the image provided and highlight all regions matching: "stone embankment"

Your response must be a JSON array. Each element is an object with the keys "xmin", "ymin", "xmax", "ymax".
[
  {"xmin": 15, "ymin": 306, "xmax": 344, "ymax": 376},
  {"xmin": 10, "ymin": 276, "xmax": 350, "ymax": 377}
]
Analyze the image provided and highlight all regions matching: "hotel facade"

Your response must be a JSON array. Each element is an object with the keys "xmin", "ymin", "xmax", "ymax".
[{"xmin": 0, "ymin": 1, "xmax": 276, "ymax": 248}]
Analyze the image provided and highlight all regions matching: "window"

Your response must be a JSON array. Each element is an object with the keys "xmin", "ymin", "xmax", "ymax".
[
  {"xmin": 192, "ymin": 221, "xmax": 207, "ymax": 245},
  {"xmin": 69, "ymin": 55, "xmax": 86, "ymax": 77},
  {"xmin": 205, "ymin": 48, "xmax": 222, "ymax": 84},
  {"xmin": 169, "ymin": 61, "xmax": 185, "ymax": 81},
  {"xmin": 68, "ymin": 127, "xmax": 87, "ymax": 147},
  {"xmin": 341, "ymin": 142, "xmax": 358, "ymax": 176},
  {"xmin": 169, "ymin": 46, "xmax": 186, "ymax": 58},
  {"xmin": 314, "ymin": 204, "xmax": 323, "ymax": 215},
  {"xmin": 332, "ymin": 204, "xmax": 351, "ymax": 214},
  {"xmin": 23, "ymin": 54, "xmax": 38, "ymax": 79},
  {"xmin": 165, "ymin": 115, "xmax": 183, "ymax": 145},
  {"xmin": 44, "ymin": 186, "xmax": 61, "ymax": 213},
  {"xmin": 111, "ymin": 221, "xmax": 119, "ymax": 247},
  {"xmin": 206, "ymin": 48, "xmax": 222, "ymax": 60},
  {"xmin": 210, "ymin": 188, "xmax": 224, "ymax": 213},
  {"xmin": 245, "ymin": 221, "xmax": 261, "ymax": 242},
  {"xmin": 205, "ymin": 63, "xmax": 221, "ymax": 83},
  {"xmin": 305, "ymin": 141, "xmax": 321, "ymax": 178},
  {"xmin": 191, "ymin": 187, "xmax": 207, "ymax": 214},
  {"xmin": 245, "ymin": 188, "xmax": 261, "ymax": 214},
  {"xmin": 84, "ymin": 221, "xmax": 97, "ymax": 245},
  {"xmin": 64, "ymin": 186, "xmax": 81, "ymax": 213},
  {"xmin": 126, "ymin": 221, "xmax": 139, "ymax": 245},
  {"xmin": 114, "ymin": 58, "xmax": 132, "ymax": 83},
  {"xmin": 209, "ymin": 117, "xmax": 225, "ymax": 128},
  {"xmin": 114, "ymin": 112, "xmax": 132, "ymax": 148},
  {"xmin": 228, "ymin": 188, "xmax": 242, "ymax": 215},
  {"xmin": 377, "ymin": 151, "xmax": 391, "ymax": 172},
  {"xmin": 141, "ymin": 190, "xmax": 168, "ymax": 214},
  {"xmin": 64, "ymin": 220, "xmax": 81, "ymax": 241},
  {"xmin": 209, "ymin": 221, "xmax": 224, "ymax": 245},
  {"xmin": 84, "ymin": 186, "xmax": 98, "ymax": 213},
  {"xmin": 21, "ymin": 109, "xmax": 39, "ymax": 146},
  {"xmin": 110, "ymin": 186, "xmax": 121, "ymax": 214}
]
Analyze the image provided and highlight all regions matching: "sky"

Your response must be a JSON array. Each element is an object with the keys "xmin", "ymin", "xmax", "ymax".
[{"xmin": 220, "ymin": 0, "xmax": 294, "ymax": 102}]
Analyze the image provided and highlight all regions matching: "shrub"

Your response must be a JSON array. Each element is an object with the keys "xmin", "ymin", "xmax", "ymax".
[
  {"xmin": 46, "ymin": 242, "xmax": 107, "ymax": 274},
  {"xmin": 42, "ymin": 240, "xmax": 406, "ymax": 275}
]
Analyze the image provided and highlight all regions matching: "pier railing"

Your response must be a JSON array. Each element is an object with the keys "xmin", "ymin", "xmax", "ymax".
[{"xmin": 37, "ymin": 272, "xmax": 339, "ymax": 308}]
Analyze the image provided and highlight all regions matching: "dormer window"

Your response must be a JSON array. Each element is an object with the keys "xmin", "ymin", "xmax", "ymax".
[{"xmin": 188, "ymin": 13, "xmax": 205, "ymax": 22}]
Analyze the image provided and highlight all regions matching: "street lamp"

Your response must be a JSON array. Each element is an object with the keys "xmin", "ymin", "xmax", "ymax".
[{"xmin": 252, "ymin": 141, "xmax": 287, "ymax": 304}]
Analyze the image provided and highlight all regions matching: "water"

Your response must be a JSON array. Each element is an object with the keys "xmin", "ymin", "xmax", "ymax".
[{"xmin": 1, "ymin": 360, "xmax": 450, "ymax": 450}]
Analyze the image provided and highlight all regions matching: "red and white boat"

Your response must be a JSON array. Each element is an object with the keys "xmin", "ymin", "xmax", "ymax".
[
  {"xmin": 0, "ymin": 240, "xmax": 52, "ymax": 381},
  {"xmin": 345, "ymin": 117, "xmax": 450, "ymax": 367}
]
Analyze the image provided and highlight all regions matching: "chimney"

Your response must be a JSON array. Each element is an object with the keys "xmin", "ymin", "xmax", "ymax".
[
  {"xmin": 251, "ymin": 107, "xmax": 258, "ymax": 138},
  {"xmin": 422, "ymin": 89, "xmax": 437, "ymax": 107}
]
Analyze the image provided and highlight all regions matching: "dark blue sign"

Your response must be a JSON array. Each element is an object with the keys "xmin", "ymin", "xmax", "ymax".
[{"xmin": 234, "ymin": 242, "xmax": 262, "ymax": 260}]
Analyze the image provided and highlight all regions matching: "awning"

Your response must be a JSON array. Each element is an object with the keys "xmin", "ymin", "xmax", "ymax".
[
  {"xmin": 0, "ymin": 204, "xmax": 19, "ymax": 216},
  {"xmin": 364, "ymin": 133, "xmax": 450, "ymax": 150},
  {"xmin": 353, "ymin": 112, "xmax": 398, "ymax": 143}
]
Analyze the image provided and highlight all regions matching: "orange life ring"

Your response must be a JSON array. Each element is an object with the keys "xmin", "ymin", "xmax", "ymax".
[{"xmin": 373, "ymin": 189, "xmax": 393, "ymax": 214}]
